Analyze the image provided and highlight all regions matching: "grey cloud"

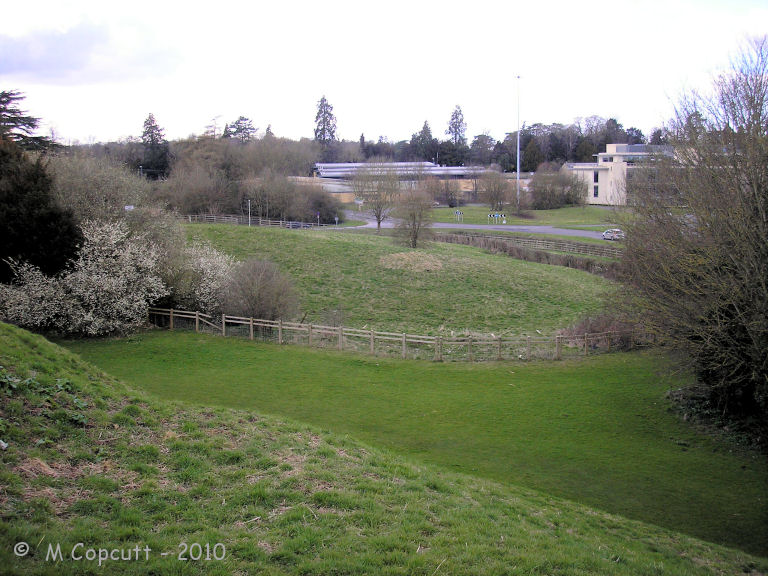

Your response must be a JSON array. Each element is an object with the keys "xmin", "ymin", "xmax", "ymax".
[{"xmin": 0, "ymin": 21, "xmax": 180, "ymax": 84}]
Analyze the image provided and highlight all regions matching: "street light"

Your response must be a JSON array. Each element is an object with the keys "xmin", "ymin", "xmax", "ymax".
[{"xmin": 516, "ymin": 75, "xmax": 521, "ymax": 215}]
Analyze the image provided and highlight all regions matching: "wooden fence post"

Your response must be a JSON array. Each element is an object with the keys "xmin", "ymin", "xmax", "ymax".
[
  {"xmin": 468, "ymin": 338, "xmax": 473, "ymax": 362},
  {"xmin": 338, "ymin": 326, "xmax": 343, "ymax": 351},
  {"xmin": 401, "ymin": 333, "xmax": 407, "ymax": 359},
  {"xmin": 555, "ymin": 335, "xmax": 562, "ymax": 360},
  {"xmin": 308, "ymin": 324, "xmax": 313, "ymax": 346},
  {"xmin": 195, "ymin": 311, "xmax": 199, "ymax": 333},
  {"xmin": 497, "ymin": 336, "xmax": 503, "ymax": 361},
  {"xmin": 584, "ymin": 333, "xmax": 589, "ymax": 356},
  {"xmin": 527, "ymin": 335, "xmax": 531, "ymax": 359},
  {"xmin": 170, "ymin": 309, "xmax": 174, "ymax": 330},
  {"xmin": 278, "ymin": 319, "xmax": 283, "ymax": 345},
  {"xmin": 370, "ymin": 329, "xmax": 375, "ymax": 355},
  {"xmin": 249, "ymin": 317, "xmax": 254, "ymax": 340},
  {"xmin": 222, "ymin": 315, "xmax": 226, "ymax": 337}
]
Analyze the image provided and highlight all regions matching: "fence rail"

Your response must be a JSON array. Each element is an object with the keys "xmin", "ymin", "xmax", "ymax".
[
  {"xmin": 437, "ymin": 231, "xmax": 623, "ymax": 259},
  {"xmin": 148, "ymin": 308, "xmax": 651, "ymax": 362},
  {"xmin": 182, "ymin": 213, "xmax": 335, "ymax": 229}
]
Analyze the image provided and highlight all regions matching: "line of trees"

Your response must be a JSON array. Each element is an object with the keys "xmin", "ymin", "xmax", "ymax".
[
  {"xmin": 0, "ymin": 94, "xmax": 304, "ymax": 337},
  {"xmin": 314, "ymin": 95, "xmax": 657, "ymax": 170}
]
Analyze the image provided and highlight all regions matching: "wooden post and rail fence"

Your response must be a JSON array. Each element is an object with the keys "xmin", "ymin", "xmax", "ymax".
[{"xmin": 149, "ymin": 308, "xmax": 650, "ymax": 363}]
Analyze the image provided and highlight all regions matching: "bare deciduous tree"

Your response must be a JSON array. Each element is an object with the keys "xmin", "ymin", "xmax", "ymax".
[
  {"xmin": 352, "ymin": 163, "xmax": 400, "ymax": 232},
  {"xmin": 620, "ymin": 37, "xmax": 768, "ymax": 430},
  {"xmin": 395, "ymin": 182, "xmax": 433, "ymax": 249},
  {"xmin": 479, "ymin": 169, "xmax": 510, "ymax": 211}
]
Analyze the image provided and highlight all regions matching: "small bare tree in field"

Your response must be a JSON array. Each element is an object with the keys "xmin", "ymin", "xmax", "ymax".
[
  {"xmin": 620, "ymin": 37, "xmax": 768, "ymax": 431},
  {"xmin": 352, "ymin": 162, "xmax": 399, "ymax": 232},
  {"xmin": 395, "ymin": 182, "xmax": 433, "ymax": 249}
]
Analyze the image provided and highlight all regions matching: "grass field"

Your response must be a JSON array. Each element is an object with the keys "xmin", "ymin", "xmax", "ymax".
[
  {"xmin": 431, "ymin": 205, "xmax": 622, "ymax": 228},
  {"xmin": 64, "ymin": 330, "xmax": 768, "ymax": 557},
  {"xmin": 186, "ymin": 224, "xmax": 610, "ymax": 335},
  {"xmin": 3, "ymin": 323, "xmax": 767, "ymax": 575}
]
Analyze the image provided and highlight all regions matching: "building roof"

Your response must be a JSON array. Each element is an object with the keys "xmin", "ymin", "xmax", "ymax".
[{"xmin": 314, "ymin": 162, "xmax": 488, "ymax": 179}]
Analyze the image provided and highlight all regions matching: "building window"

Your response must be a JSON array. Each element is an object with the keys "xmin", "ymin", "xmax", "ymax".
[
  {"xmin": 593, "ymin": 171, "xmax": 599, "ymax": 183},
  {"xmin": 593, "ymin": 185, "xmax": 599, "ymax": 198},
  {"xmin": 603, "ymin": 156, "xmax": 613, "ymax": 163}
]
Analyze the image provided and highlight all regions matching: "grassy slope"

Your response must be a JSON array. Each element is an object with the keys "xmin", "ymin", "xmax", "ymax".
[
  {"xmin": 186, "ymin": 224, "xmax": 609, "ymax": 335},
  {"xmin": 2, "ymin": 324, "xmax": 767, "ymax": 576},
  {"xmin": 65, "ymin": 330, "xmax": 768, "ymax": 557}
]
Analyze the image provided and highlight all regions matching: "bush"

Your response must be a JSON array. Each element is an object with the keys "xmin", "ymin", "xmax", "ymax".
[
  {"xmin": 47, "ymin": 151, "xmax": 151, "ymax": 222},
  {"xmin": 0, "ymin": 221, "xmax": 167, "ymax": 336},
  {"xmin": 620, "ymin": 39, "xmax": 768, "ymax": 428},
  {"xmin": 528, "ymin": 166, "xmax": 586, "ymax": 210},
  {"xmin": 221, "ymin": 259, "xmax": 298, "ymax": 320},
  {"xmin": 560, "ymin": 313, "xmax": 642, "ymax": 351},
  {"xmin": 162, "ymin": 242, "xmax": 234, "ymax": 316}
]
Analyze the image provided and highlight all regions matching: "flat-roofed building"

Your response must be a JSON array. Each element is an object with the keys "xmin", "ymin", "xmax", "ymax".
[
  {"xmin": 563, "ymin": 144, "xmax": 673, "ymax": 205},
  {"xmin": 314, "ymin": 162, "xmax": 487, "ymax": 180}
]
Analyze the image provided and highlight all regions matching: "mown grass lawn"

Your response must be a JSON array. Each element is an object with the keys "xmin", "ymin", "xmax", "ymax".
[
  {"xmin": 65, "ymin": 331, "xmax": 768, "ymax": 557},
  {"xmin": 4, "ymin": 323, "xmax": 766, "ymax": 575},
  {"xmin": 431, "ymin": 204, "xmax": 622, "ymax": 228},
  {"xmin": 187, "ymin": 225, "xmax": 610, "ymax": 335}
]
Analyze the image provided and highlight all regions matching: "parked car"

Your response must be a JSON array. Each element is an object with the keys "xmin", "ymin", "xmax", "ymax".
[{"xmin": 602, "ymin": 228, "xmax": 625, "ymax": 241}]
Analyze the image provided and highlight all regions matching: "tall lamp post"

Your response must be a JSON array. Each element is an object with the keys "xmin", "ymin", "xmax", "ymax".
[{"xmin": 516, "ymin": 75, "xmax": 521, "ymax": 215}]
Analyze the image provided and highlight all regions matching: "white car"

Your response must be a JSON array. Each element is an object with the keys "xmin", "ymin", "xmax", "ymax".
[{"xmin": 602, "ymin": 228, "xmax": 625, "ymax": 241}]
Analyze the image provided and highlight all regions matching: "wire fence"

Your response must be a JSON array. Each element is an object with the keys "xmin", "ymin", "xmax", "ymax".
[{"xmin": 148, "ymin": 308, "xmax": 652, "ymax": 362}]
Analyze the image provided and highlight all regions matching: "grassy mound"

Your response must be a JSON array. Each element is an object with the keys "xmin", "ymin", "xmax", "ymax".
[
  {"xmin": 186, "ymin": 224, "xmax": 610, "ymax": 335},
  {"xmin": 1, "ymin": 323, "xmax": 765, "ymax": 574},
  {"xmin": 66, "ymin": 330, "xmax": 768, "ymax": 557}
]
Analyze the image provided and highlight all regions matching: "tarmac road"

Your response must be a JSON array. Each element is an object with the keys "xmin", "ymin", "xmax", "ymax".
[{"xmin": 348, "ymin": 211, "xmax": 607, "ymax": 240}]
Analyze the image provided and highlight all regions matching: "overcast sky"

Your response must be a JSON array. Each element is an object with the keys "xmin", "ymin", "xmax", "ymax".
[{"xmin": 2, "ymin": 0, "xmax": 766, "ymax": 145}]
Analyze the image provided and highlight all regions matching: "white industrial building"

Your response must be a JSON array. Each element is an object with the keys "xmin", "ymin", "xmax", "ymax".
[{"xmin": 563, "ymin": 144, "xmax": 673, "ymax": 205}]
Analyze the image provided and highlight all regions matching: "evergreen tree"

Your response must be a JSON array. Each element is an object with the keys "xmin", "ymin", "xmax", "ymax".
[
  {"xmin": 313, "ymin": 96, "xmax": 337, "ymax": 144},
  {"xmin": 0, "ymin": 139, "xmax": 82, "ymax": 282},
  {"xmin": 140, "ymin": 113, "xmax": 170, "ymax": 178},
  {"xmin": 411, "ymin": 121, "xmax": 437, "ymax": 162},
  {"xmin": 446, "ymin": 105, "xmax": 467, "ymax": 146},
  {"xmin": 314, "ymin": 96, "xmax": 338, "ymax": 162},
  {"xmin": 223, "ymin": 116, "xmax": 257, "ymax": 143},
  {"xmin": 0, "ymin": 89, "xmax": 53, "ymax": 150}
]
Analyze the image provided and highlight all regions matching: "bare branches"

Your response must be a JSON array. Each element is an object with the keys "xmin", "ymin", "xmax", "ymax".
[{"xmin": 622, "ymin": 37, "xmax": 768, "ymax": 424}]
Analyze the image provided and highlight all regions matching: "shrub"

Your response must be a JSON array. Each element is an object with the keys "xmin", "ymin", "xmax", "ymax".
[
  {"xmin": 47, "ymin": 151, "xmax": 151, "ymax": 222},
  {"xmin": 620, "ymin": 39, "xmax": 768, "ymax": 428},
  {"xmin": 528, "ymin": 166, "xmax": 586, "ymax": 210},
  {"xmin": 165, "ymin": 242, "xmax": 234, "ymax": 316},
  {"xmin": 221, "ymin": 259, "xmax": 298, "ymax": 320}
]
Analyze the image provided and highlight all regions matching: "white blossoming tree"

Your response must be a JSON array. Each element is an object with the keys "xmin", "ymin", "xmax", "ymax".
[{"xmin": 1, "ymin": 220, "xmax": 167, "ymax": 336}]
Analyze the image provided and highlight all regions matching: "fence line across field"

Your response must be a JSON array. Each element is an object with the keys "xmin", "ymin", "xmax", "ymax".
[
  {"xmin": 437, "ymin": 232, "xmax": 623, "ymax": 259},
  {"xmin": 182, "ymin": 213, "xmax": 335, "ymax": 229},
  {"xmin": 149, "ymin": 308, "xmax": 649, "ymax": 362}
]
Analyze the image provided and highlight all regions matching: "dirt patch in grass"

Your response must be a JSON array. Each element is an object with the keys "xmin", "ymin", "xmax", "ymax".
[{"xmin": 380, "ymin": 252, "xmax": 443, "ymax": 273}]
